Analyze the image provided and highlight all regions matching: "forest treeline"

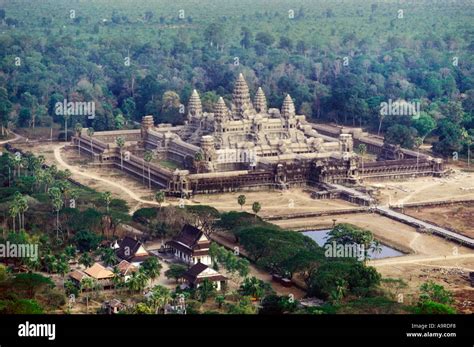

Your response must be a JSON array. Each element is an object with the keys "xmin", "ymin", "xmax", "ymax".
[{"xmin": 0, "ymin": 0, "xmax": 473, "ymax": 156}]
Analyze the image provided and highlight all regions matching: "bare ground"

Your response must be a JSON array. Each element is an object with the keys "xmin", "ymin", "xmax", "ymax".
[{"xmin": 404, "ymin": 204, "xmax": 474, "ymax": 239}]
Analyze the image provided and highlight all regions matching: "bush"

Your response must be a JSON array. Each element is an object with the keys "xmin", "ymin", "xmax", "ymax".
[
  {"xmin": 73, "ymin": 229, "xmax": 102, "ymax": 252},
  {"xmin": 132, "ymin": 207, "xmax": 156, "ymax": 224},
  {"xmin": 413, "ymin": 301, "xmax": 456, "ymax": 314}
]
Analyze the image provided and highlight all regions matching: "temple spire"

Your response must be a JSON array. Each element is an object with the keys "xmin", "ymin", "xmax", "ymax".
[
  {"xmin": 232, "ymin": 73, "xmax": 253, "ymax": 118},
  {"xmin": 254, "ymin": 87, "xmax": 267, "ymax": 114},
  {"xmin": 187, "ymin": 89, "xmax": 202, "ymax": 119},
  {"xmin": 214, "ymin": 97, "xmax": 228, "ymax": 123},
  {"xmin": 281, "ymin": 94, "xmax": 296, "ymax": 118}
]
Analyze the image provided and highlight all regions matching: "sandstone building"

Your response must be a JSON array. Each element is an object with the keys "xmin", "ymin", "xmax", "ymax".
[{"xmin": 72, "ymin": 74, "xmax": 445, "ymax": 196}]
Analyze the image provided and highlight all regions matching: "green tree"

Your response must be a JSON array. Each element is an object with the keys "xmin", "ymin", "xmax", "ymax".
[
  {"xmin": 164, "ymin": 264, "xmax": 188, "ymax": 283},
  {"xmin": 237, "ymin": 194, "xmax": 246, "ymax": 210},
  {"xmin": 239, "ymin": 276, "xmax": 273, "ymax": 300},
  {"xmin": 155, "ymin": 190, "xmax": 165, "ymax": 211},
  {"xmin": 79, "ymin": 252, "xmax": 94, "ymax": 268},
  {"xmin": 140, "ymin": 257, "xmax": 162, "ymax": 281},
  {"xmin": 87, "ymin": 127, "xmax": 95, "ymax": 156},
  {"xmin": 48, "ymin": 187, "xmax": 64, "ymax": 238},
  {"xmin": 80, "ymin": 277, "xmax": 97, "ymax": 314},
  {"xmin": 148, "ymin": 285, "xmax": 171, "ymax": 313},
  {"xmin": 100, "ymin": 247, "xmax": 117, "ymax": 267},
  {"xmin": 74, "ymin": 123, "xmax": 83, "ymax": 155},
  {"xmin": 115, "ymin": 137, "xmax": 126, "ymax": 170},
  {"xmin": 196, "ymin": 279, "xmax": 216, "ymax": 303},
  {"xmin": 356, "ymin": 144, "xmax": 367, "ymax": 174},
  {"xmin": 0, "ymin": 87, "xmax": 12, "ymax": 136},
  {"xmin": 252, "ymin": 201, "xmax": 261, "ymax": 219}
]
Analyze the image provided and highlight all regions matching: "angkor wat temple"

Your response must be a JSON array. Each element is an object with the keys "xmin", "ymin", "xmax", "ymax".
[{"xmin": 72, "ymin": 74, "xmax": 446, "ymax": 196}]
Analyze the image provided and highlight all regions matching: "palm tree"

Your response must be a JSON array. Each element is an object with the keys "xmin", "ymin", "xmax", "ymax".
[
  {"xmin": 48, "ymin": 187, "xmax": 64, "ymax": 239},
  {"xmin": 140, "ymin": 257, "xmax": 162, "ymax": 283},
  {"xmin": 237, "ymin": 194, "xmax": 246, "ymax": 210},
  {"xmin": 115, "ymin": 137, "xmax": 126, "ymax": 170},
  {"xmin": 74, "ymin": 123, "xmax": 83, "ymax": 155},
  {"xmin": 252, "ymin": 201, "xmax": 261, "ymax": 219},
  {"xmin": 112, "ymin": 266, "xmax": 123, "ymax": 292},
  {"xmin": 370, "ymin": 240, "xmax": 383, "ymax": 260},
  {"xmin": 101, "ymin": 191, "xmax": 112, "ymax": 214},
  {"xmin": 143, "ymin": 151, "xmax": 154, "ymax": 190},
  {"xmin": 194, "ymin": 151, "xmax": 203, "ymax": 173},
  {"xmin": 8, "ymin": 199, "xmax": 19, "ymax": 233},
  {"xmin": 100, "ymin": 247, "xmax": 117, "ymax": 267},
  {"xmin": 356, "ymin": 144, "xmax": 367, "ymax": 176},
  {"xmin": 87, "ymin": 127, "xmax": 94, "ymax": 158},
  {"xmin": 414, "ymin": 137, "xmax": 423, "ymax": 173},
  {"xmin": 80, "ymin": 277, "xmax": 96, "ymax": 314},
  {"xmin": 13, "ymin": 154, "xmax": 22, "ymax": 178},
  {"xmin": 148, "ymin": 285, "xmax": 171, "ymax": 313},
  {"xmin": 215, "ymin": 294, "xmax": 225, "ymax": 309},
  {"xmin": 56, "ymin": 256, "xmax": 70, "ymax": 289},
  {"xmin": 63, "ymin": 114, "xmax": 70, "ymax": 142},
  {"xmin": 461, "ymin": 129, "xmax": 474, "ymax": 167},
  {"xmin": 197, "ymin": 279, "xmax": 216, "ymax": 303},
  {"xmin": 79, "ymin": 252, "xmax": 94, "ymax": 268},
  {"xmin": 155, "ymin": 190, "xmax": 165, "ymax": 211},
  {"xmin": 127, "ymin": 271, "xmax": 149, "ymax": 293},
  {"xmin": 16, "ymin": 193, "xmax": 28, "ymax": 231}
]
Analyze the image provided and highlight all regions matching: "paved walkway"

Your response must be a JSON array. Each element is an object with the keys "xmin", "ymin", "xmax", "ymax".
[{"xmin": 376, "ymin": 206, "xmax": 474, "ymax": 247}]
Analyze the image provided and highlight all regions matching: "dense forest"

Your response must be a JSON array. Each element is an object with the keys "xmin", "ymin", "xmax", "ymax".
[{"xmin": 0, "ymin": 0, "xmax": 473, "ymax": 156}]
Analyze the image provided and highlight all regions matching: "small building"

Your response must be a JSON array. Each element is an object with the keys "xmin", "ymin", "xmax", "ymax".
[
  {"xmin": 102, "ymin": 299, "xmax": 126, "ymax": 314},
  {"xmin": 68, "ymin": 269, "xmax": 88, "ymax": 286},
  {"xmin": 166, "ymin": 224, "xmax": 212, "ymax": 265},
  {"xmin": 84, "ymin": 263, "xmax": 114, "ymax": 288},
  {"xmin": 115, "ymin": 236, "xmax": 150, "ymax": 267},
  {"xmin": 116, "ymin": 259, "xmax": 138, "ymax": 282},
  {"xmin": 183, "ymin": 262, "xmax": 227, "ymax": 291}
]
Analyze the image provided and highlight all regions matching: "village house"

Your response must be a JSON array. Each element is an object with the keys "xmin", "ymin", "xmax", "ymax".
[
  {"xmin": 182, "ymin": 262, "xmax": 227, "ymax": 291},
  {"xmin": 102, "ymin": 299, "xmax": 126, "ymax": 314},
  {"xmin": 115, "ymin": 236, "xmax": 150, "ymax": 267},
  {"xmin": 84, "ymin": 263, "xmax": 115, "ymax": 289},
  {"xmin": 116, "ymin": 259, "xmax": 138, "ymax": 282},
  {"xmin": 166, "ymin": 224, "xmax": 212, "ymax": 266},
  {"xmin": 68, "ymin": 262, "xmax": 115, "ymax": 289},
  {"xmin": 68, "ymin": 269, "xmax": 88, "ymax": 287}
]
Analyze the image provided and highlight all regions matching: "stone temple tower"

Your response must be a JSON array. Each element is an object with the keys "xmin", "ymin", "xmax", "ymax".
[
  {"xmin": 187, "ymin": 89, "xmax": 202, "ymax": 123},
  {"xmin": 254, "ymin": 87, "xmax": 267, "ymax": 114},
  {"xmin": 339, "ymin": 134, "xmax": 354, "ymax": 153},
  {"xmin": 281, "ymin": 94, "xmax": 297, "ymax": 138},
  {"xmin": 281, "ymin": 94, "xmax": 296, "ymax": 118},
  {"xmin": 232, "ymin": 73, "xmax": 254, "ymax": 118},
  {"xmin": 200, "ymin": 135, "xmax": 216, "ymax": 172},
  {"xmin": 214, "ymin": 97, "xmax": 229, "ymax": 132}
]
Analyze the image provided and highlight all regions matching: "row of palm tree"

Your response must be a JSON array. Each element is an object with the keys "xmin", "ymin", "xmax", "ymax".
[{"xmin": 8, "ymin": 192, "xmax": 28, "ymax": 232}]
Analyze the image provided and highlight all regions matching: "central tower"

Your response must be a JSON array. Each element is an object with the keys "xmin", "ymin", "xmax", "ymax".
[{"xmin": 232, "ymin": 73, "xmax": 254, "ymax": 119}]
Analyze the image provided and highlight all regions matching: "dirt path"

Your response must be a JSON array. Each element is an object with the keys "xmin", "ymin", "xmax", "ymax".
[
  {"xmin": 53, "ymin": 145, "xmax": 161, "ymax": 210},
  {"xmin": 0, "ymin": 131, "xmax": 22, "ymax": 145},
  {"xmin": 370, "ymin": 253, "xmax": 474, "ymax": 267}
]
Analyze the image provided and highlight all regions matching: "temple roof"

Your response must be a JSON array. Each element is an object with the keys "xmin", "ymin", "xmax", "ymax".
[
  {"xmin": 214, "ymin": 97, "xmax": 228, "ymax": 122},
  {"xmin": 188, "ymin": 89, "xmax": 202, "ymax": 116},
  {"xmin": 281, "ymin": 94, "xmax": 296, "ymax": 118},
  {"xmin": 254, "ymin": 87, "xmax": 267, "ymax": 113}
]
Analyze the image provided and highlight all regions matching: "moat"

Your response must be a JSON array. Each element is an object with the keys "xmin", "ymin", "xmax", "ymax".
[{"xmin": 303, "ymin": 230, "xmax": 405, "ymax": 260}]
